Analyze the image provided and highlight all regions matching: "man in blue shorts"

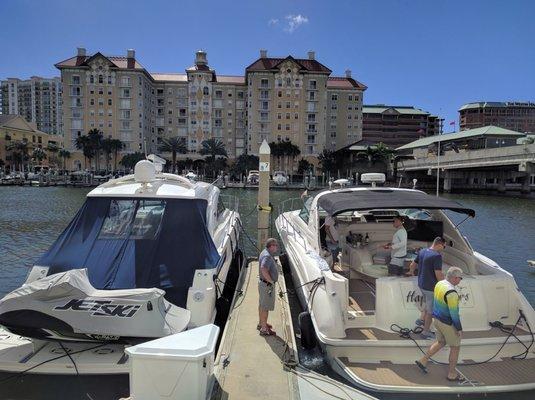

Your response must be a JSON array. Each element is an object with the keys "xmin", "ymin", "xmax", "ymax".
[{"xmin": 407, "ymin": 237, "xmax": 446, "ymax": 339}]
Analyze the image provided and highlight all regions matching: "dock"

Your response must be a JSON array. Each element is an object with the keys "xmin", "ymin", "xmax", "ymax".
[
  {"xmin": 212, "ymin": 260, "xmax": 299, "ymax": 400},
  {"xmin": 211, "ymin": 259, "xmax": 376, "ymax": 400}
]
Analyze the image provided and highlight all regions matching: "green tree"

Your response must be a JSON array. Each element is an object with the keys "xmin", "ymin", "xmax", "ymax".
[
  {"xmin": 119, "ymin": 152, "xmax": 145, "ymax": 171},
  {"xmin": 46, "ymin": 142, "xmax": 59, "ymax": 168},
  {"xmin": 6, "ymin": 140, "xmax": 29, "ymax": 172},
  {"xmin": 158, "ymin": 137, "xmax": 187, "ymax": 173},
  {"xmin": 200, "ymin": 138, "xmax": 228, "ymax": 178},
  {"xmin": 229, "ymin": 154, "xmax": 259, "ymax": 178},
  {"xmin": 32, "ymin": 147, "xmax": 47, "ymax": 165},
  {"xmin": 101, "ymin": 138, "xmax": 115, "ymax": 173},
  {"xmin": 87, "ymin": 129, "xmax": 104, "ymax": 171},
  {"xmin": 318, "ymin": 149, "xmax": 337, "ymax": 174},
  {"xmin": 58, "ymin": 149, "xmax": 71, "ymax": 171},
  {"xmin": 297, "ymin": 158, "xmax": 312, "ymax": 175},
  {"xmin": 75, "ymin": 135, "xmax": 93, "ymax": 170},
  {"xmin": 110, "ymin": 139, "xmax": 124, "ymax": 172},
  {"xmin": 279, "ymin": 139, "xmax": 300, "ymax": 173}
]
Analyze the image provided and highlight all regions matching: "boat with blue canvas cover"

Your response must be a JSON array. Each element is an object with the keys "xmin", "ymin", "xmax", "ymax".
[{"xmin": 0, "ymin": 157, "xmax": 244, "ymax": 374}]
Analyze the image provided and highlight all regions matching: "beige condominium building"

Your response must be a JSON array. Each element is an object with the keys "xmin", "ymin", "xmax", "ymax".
[
  {"xmin": 459, "ymin": 101, "xmax": 535, "ymax": 133},
  {"xmin": 0, "ymin": 76, "xmax": 63, "ymax": 136},
  {"xmin": 55, "ymin": 48, "xmax": 366, "ymax": 170}
]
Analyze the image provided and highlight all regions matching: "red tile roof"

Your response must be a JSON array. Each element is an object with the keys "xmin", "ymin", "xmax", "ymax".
[
  {"xmin": 246, "ymin": 56, "xmax": 331, "ymax": 73},
  {"xmin": 327, "ymin": 77, "xmax": 367, "ymax": 90},
  {"xmin": 55, "ymin": 53, "xmax": 144, "ymax": 70}
]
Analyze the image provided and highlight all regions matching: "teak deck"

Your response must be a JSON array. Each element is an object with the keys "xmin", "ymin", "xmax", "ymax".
[{"xmin": 338, "ymin": 357, "xmax": 535, "ymax": 390}]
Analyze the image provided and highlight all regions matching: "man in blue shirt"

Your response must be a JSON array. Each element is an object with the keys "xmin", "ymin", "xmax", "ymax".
[
  {"xmin": 258, "ymin": 238, "xmax": 280, "ymax": 336},
  {"xmin": 407, "ymin": 237, "xmax": 446, "ymax": 339}
]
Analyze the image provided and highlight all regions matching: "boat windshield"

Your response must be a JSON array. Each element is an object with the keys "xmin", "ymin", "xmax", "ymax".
[{"xmin": 37, "ymin": 197, "xmax": 220, "ymax": 307}]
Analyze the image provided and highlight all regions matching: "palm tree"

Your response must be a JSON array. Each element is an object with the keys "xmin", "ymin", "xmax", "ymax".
[
  {"xmin": 75, "ymin": 135, "xmax": 93, "ymax": 170},
  {"xmin": 32, "ymin": 147, "xmax": 47, "ymax": 165},
  {"xmin": 200, "ymin": 138, "xmax": 228, "ymax": 178},
  {"xmin": 200, "ymin": 138, "xmax": 228, "ymax": 161},
  {"xmin": 270, "ymin": 141, "xmax": 283, "ymax": 170},
  {"xmin": 119, "ymin": 152, "xmax": 145, "ymax": 171},
  {"xmin": 101, "ymin": 138, "xmax": 114, "ymax": 173},
  {"xmin": 318, "ymin": 149, "xmax": 337, "ymax": 175},
  {"xmin": 110, "ymin": 139, "xmax": 124, "ymax": 172},
  {"xmin": 46, "ymin": 143, "xmax": 59, "ymax": 168},
  {"xmin": 87, "ymin": 129, "xmax": 104, "ymax": 171},
  {"xmin": 279, "ymin": 140, "xmax": 300, "ymax": 173},
  {"xmin": 6, "ymin": 140, "xmax": 29, "ymax": 172},
  {"xmin": 58, "ymin": 149, "xmax": 71, "ymax": 171},
  {"xmin": 158, "ymin": 137, "xmax": 187, "ymax": 173}
]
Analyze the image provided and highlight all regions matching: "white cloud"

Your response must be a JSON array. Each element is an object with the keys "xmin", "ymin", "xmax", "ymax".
[
  {"xmin": 284, "ymin": 14, "xmax": 309, "ymax": 33},
  {"xmin": 268, "ymin": 18, "xmax": 279, "ymax": 26}
]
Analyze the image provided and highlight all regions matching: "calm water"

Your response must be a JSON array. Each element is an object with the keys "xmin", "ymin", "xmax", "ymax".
[
  {"xmin": 2, "ymin": 186, "xmax": 534, "ymax": 301},
  {"xmin": 0, "ymin": 186, "xmax": 534, "ymax": 399}
]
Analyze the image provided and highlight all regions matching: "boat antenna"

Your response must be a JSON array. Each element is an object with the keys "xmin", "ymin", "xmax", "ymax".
[{"xmin": 454, "ymin": 214, "xmax": 472, "ymax": 229}]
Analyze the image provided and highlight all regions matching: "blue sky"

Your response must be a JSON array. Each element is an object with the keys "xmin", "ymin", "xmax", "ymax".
[{"xmin": 1, "ymin": 0, "xmax": 534, "ymax": 127}]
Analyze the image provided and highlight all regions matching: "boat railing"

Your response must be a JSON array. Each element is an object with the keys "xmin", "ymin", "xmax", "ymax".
[
  {"xmin": 220, "ymin": 194, "xmax": 240, "ymax": 213},
  {"xmin": 278, "ymin": 197, "xmax": 309, "ymax": 251}
]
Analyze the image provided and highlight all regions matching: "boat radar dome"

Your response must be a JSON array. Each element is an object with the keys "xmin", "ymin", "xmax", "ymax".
[
  {"xmin": 361, "ymin": 173, "xmax": 386, "ymax": 187},
  {"xmin": 134, "ymin": 160, "xmax": 156, "ymax": 183}
]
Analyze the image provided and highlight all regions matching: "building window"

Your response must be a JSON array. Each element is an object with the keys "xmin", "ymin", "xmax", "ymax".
[
  {"xmin": 98, "ymin": 75, "xmax": 103, "ymax": 84},
  {"xmin": 72, "ymin": 76, "xmax": 80, "ymax": 84},
  {"xmin": 331, "ymin": 94, "xmax": 338, "ymax": 101},
  {"xmin": 203, "ymin": 87, "xmax": 209, "ymax": 96},
  {"xmin": 90, "ymin": 99, "xmax": 95, "ymax": 106},
  {"xmin": 261, "ymin": 79, "xmax": 269, "ymax": 88},
  {"xmin": 89, "ymin": 75, "xmax": 94, "ymax": 84},
  {"xmin": 309, "ymin": 80, "xmax": 317, "ymax": 90}
]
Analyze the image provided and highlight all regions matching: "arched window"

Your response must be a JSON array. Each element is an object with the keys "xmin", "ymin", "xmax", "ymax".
[
  {"xmin": 98, "ymin": 75, "xmax": 103, "ymax": 84},
  {"xmin": 203, "ymin": 87, "xmax": 209, "ymax": 96}
]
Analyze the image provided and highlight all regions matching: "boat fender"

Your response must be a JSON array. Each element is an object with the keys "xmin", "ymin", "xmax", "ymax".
[{"xmin": 298, "ymin": 311, "xmax": 317, "ymax": 350}]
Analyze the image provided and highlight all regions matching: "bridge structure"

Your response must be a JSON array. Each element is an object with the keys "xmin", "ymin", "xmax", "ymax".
[{"xmin": 395, "ymin": 126, "xmax": 535, "ymax": 194}]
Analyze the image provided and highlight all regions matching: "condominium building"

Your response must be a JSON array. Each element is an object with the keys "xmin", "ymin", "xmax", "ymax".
[
  {"xmin": 0, "ymin": 76, "xmax": 63, "ymax": 136},
  {"xmin": 55, "ymin": 48, "xmax": 366, "ymax": 169},
  {"xmin": 362, "ymin": 105, "xmax": 442, "ymax": 148},
  {"xmin": 459, "ymin": 102, "xmax": 535, "ymax": 133}
]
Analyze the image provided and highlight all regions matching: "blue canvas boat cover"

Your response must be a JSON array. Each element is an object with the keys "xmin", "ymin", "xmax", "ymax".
[{"xmin": 37, "ymin": 197, "xmax": 221, "ymax": 308}]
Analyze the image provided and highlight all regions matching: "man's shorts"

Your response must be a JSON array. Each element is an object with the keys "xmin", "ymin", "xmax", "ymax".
[
  {"xmin": 258, "ymin": 280, "xmax": 275, "ymax": 311},
  {"xmin": 422, "ymin": 289, "xmax": 434, "ymax": 313},
  {"xmin": 434, "ymin": 318, "xmax": 461, "ymax": 347}
]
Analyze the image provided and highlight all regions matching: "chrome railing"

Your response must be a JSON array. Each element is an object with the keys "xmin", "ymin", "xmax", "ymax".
[{"xmin": 277, "ymin": 197, "xmax": 309, "ymax": 251}]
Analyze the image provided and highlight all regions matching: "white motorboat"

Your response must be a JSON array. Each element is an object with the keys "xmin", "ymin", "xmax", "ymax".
[
  {"xmin": 0, "ymin": 157, "xmax": 244, "ymax": 374},
  {"xmin": 185, "ymin": 171, "xmax": 198, "ymax": 182},
  {"xmin": 276, "ymin": 173, "xmax": 535, "ymax": 394},
  {"xmin": 247, "ymin": 170, "xmax": 259, "ymax": 185},
  {"xmin": 273, "ymin": 171, "xmax": 288, "ymax": 186}
]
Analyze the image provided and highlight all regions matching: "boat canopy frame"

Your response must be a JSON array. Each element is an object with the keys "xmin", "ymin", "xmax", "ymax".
[{"xmin": 317, "ymin": 189, "xmax": 476, "ymax": 217}]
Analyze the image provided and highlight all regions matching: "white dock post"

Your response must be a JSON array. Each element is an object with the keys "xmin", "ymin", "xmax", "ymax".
[{"xmin": 258, "ymin": 140, "xmax": 271, "ymax": 247}]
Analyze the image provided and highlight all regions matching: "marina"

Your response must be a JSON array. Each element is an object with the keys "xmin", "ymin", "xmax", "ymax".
[{"xmin": 0, "ymin": 162, "xmax": 535, "ymax": 399}]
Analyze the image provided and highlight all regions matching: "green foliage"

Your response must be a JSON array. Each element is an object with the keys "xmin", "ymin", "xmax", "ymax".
[
  {"xmin": 297, "ymin": 158, "xmax": 312, "ymax": 174},
  {"xmin": 158, "ymin": 137, "xmax": 187, "ymax": 173},
  {"xmin": 119, "ymin": 152, "xmax": 145, "ymax": 171},
  {"xmin": 230, "ymin": 154, "xmax": 259, "ymax": 176}
]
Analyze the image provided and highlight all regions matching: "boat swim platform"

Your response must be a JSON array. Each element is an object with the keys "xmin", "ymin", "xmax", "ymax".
[
  {"xmin": 336, "ymin": 356, "xmax": 535, "ymax": 394},
  {"xmin": 211, "ymin": 260, "xmax": 376, "ymax": 400}
]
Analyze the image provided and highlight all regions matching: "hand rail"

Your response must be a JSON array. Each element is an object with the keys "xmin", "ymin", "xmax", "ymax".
[{"xmin": 278, "ymin": 197, "xmax": 310, "ymax": 251}]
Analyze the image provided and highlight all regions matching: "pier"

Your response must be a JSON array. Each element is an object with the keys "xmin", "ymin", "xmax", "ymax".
[{"xmin": 212, "ymin": 260, "xmax": 299, "ymax": 400}]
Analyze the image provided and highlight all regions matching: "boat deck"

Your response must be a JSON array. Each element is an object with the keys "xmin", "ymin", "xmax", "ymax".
[
  {"xmin": 345, "ymin": 324, "xmax": 528, "ymax": 341},
  {"xmin": 348, "ymin": 278, "xmax": 376, "ymax": 315},
  {"xmin": 337, "ymin": 356, "xmax": 535, "ymax": 393}
]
